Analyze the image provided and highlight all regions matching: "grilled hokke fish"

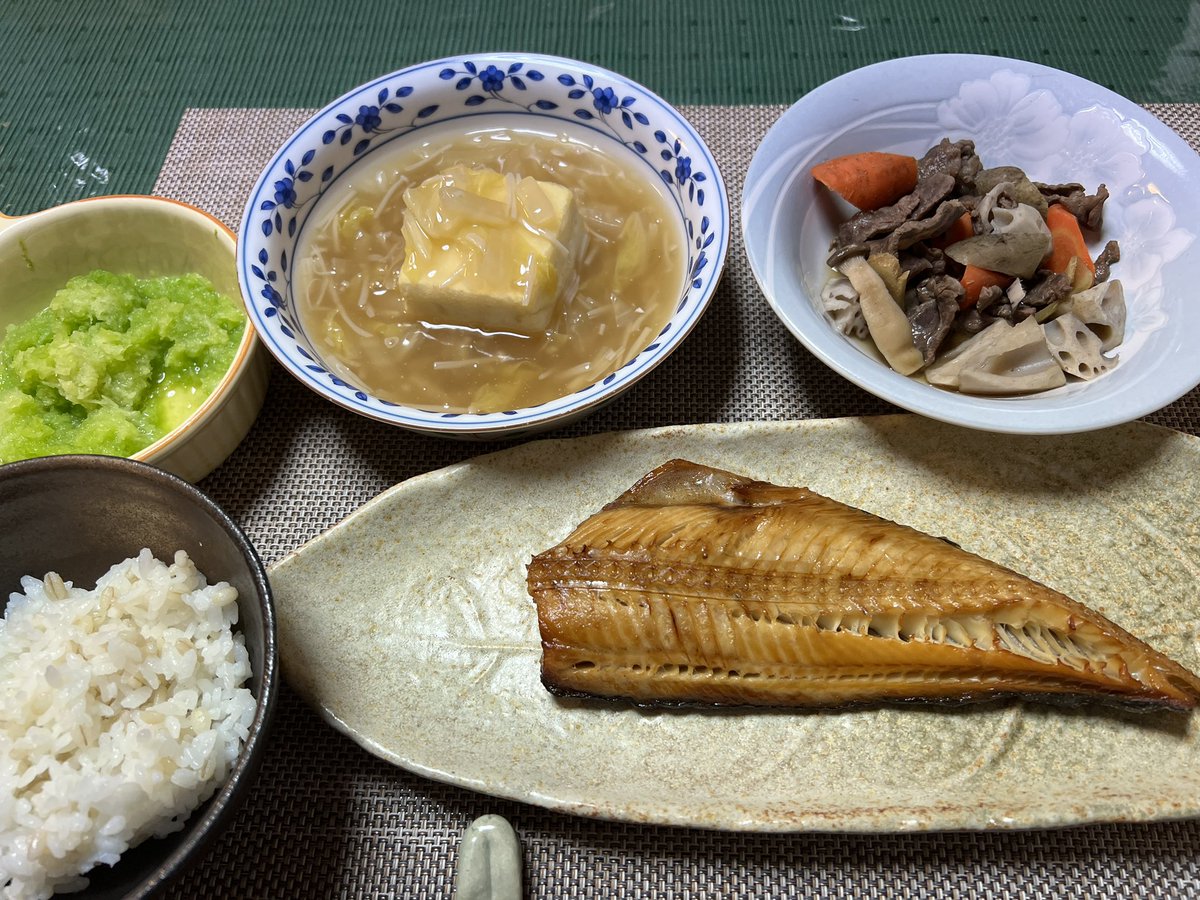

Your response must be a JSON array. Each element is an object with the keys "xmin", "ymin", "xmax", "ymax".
[{"xmin": 528, "ymin": 459, "xmax": 1200, "ymax": 710}]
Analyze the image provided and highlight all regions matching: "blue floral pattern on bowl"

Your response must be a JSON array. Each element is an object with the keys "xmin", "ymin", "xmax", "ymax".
[{"xmin": 239, "ymin": 54, "xmax": 728, "ymax": 435}]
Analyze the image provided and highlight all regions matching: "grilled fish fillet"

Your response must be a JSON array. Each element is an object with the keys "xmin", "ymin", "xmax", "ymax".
[{"xmin": 528, "ymin": 459, "xmax": 1200, "ymax": 710}]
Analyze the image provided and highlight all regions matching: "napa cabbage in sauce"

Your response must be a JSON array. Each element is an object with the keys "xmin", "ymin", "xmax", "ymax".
[{"xmin": 295, "ymin": 124, "xmax": 687, "ymax": 414}]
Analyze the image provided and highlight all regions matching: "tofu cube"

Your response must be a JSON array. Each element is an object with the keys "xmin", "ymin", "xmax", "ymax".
[{"xmin": 396, "ymin": 165, "xmax": 584, "ymax": 333}]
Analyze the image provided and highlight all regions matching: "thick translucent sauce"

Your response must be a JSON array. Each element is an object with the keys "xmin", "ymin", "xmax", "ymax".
[{"xmin": 295, "ymin": 125, "xmax": 687, "ymax": 413}]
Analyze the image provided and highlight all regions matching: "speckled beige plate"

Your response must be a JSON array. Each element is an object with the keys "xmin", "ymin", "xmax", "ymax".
[{"xmin": 270, "ymin": 415, "xmax": 1200, "ymax": 832}]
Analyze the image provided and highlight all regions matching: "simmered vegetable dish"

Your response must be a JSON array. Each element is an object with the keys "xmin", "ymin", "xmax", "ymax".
[{"xmin": 814, "ymin": 140, "xmax": 1123, "ymax": 394}]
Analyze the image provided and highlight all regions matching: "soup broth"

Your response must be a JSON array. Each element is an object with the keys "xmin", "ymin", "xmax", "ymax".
[{"xmin": 295, "ymin": 123, "xmax": 687, "ymax": 413}]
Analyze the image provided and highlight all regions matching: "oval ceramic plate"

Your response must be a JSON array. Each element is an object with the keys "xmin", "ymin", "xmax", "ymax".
[
  {"xmin": 742, "ymin": 55, "xmax": 1200, "ymax": 435},
  {"xmin": 271, "ymin": 416, "xmax": 1200, "ymax": 832}
]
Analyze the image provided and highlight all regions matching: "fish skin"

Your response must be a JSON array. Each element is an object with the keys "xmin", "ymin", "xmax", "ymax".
[{"xmin": 528, "ymin": 459, "xmax": 1200, "ymax": 711}]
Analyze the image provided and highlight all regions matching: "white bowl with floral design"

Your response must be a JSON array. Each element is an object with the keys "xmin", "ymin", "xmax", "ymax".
[
  {"xmin": 743, "ymin": 54, "xmax": 1200, "ymax": 434},
  {"xmin": 238, "ymin": 53, "xmax": 727, "ymax": 438}
]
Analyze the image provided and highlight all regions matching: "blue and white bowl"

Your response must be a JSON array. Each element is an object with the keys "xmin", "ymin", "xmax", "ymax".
[{"xmin": 238, "ymin": 53, "xmax": 728, "ymax": 437}]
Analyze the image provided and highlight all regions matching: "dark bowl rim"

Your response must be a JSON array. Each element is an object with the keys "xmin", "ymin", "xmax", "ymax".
[{"xmin": 0, "ymin": 453, "xmax": 279, "ymax": 898}]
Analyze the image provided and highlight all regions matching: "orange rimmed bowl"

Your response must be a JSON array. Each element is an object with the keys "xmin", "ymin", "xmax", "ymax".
[{"xmin": 0, "ymin": 196, "xmax": 268, "ymax": 481}]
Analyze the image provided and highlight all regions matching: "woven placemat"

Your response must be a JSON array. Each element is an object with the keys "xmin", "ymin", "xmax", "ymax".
[{"xmin": 154, "ymin": 105, "xmax": 1200, "ymax": 899}]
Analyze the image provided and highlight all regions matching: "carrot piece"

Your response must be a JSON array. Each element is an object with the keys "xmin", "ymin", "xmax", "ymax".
[
  {"xmin": 811, "ymin": 152, "xmax": 918, "ymax": 211},
  {"xmin": 1044, "ymin": 204, "xmax": 1097, "ymax": 279},
  {"xmin": 931, "ymin": 212, "xmax": 974, "ymax": 249},
  {"xmin": 960, "ymin": 265, "xmax": 1013, "ymax": 309}
]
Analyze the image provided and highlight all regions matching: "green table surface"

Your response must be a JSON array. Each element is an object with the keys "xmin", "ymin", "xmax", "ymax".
[{"xmin": 3, "ymin": 0, "xmax": 1200, "ymax": 215}]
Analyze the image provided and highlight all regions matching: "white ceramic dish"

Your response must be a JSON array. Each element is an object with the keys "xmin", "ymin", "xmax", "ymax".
[
  {"xmin": 239, "ymin": 53, "xmax": 728, "ymax": 439},
  {"xmin": 742, "ymin": 54, "xmax": 1200, "ymax": 435},
  {"xmin": 270, "ymin": 415, "xmax": 1200, "ymax": 832},
  {"xmin": 0, "ymin": 196, "xmax": 268, "ymax": 482}
]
